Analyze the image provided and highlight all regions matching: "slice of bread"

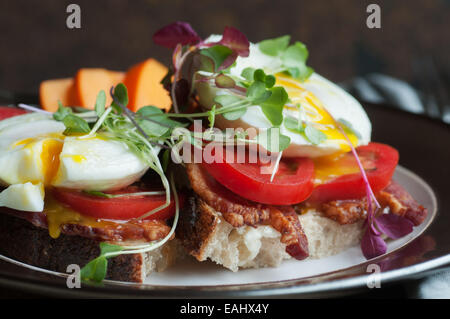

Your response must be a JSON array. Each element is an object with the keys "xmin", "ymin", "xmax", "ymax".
[
  {"xmin": 177, "ymin": 197, "xmax": 364, "ymax": 272},
  {"xmin": 0, "ymin": 212, "xmax": 177, "ymax": 282}
]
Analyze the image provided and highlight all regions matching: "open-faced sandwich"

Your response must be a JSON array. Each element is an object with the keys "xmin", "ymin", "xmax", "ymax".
[{"xmin": 0, "ymin": 22, "xmax": 428, "ymax": 283}]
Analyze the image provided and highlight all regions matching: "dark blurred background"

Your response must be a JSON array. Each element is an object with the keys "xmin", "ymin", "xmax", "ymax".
[{"xmin": 0, "ymin": 0, "xmax": 449, "ymax": 94}]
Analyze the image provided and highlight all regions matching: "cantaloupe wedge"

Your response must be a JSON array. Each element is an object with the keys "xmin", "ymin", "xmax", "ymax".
[
  {"xmin": 39, "ymin": 78, "xmax": 77, "ymax": 112},
  {"xmin": 75, "ymin": 68, "xmax": 125, "ymax": 109},
  {"xmin": 124, "ymin": 58, "xmax": 171, "ymax": 112}
]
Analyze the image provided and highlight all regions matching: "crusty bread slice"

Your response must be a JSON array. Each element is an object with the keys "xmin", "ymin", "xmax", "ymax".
[
  {"xmin": 177, "ymin": 197, "xmax": 364, "ymax": 272},
  {"xmin": 0, "ymin": 212, "xmax": 177, "ymax": 282}
]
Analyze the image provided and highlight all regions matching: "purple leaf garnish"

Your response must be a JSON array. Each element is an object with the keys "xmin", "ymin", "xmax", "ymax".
[
  {"xmin": 361, "ymin": 227, "xmax": 387, "ymax": 259},
  {"xmin": 153, "ymin": 21, "xmax": 201, "ymax": 49},
  {"xmin": 375, "ymin": 213, "xmax": 414, "ymax": 239},
  {"xmin": 217, "ymin": 26, "xmax": 250, "ymax": 57}
]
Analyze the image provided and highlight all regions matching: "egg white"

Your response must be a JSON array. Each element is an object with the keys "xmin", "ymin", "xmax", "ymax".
[{"xmin": 53, "ymin": 136, "xmax": 149, "ymax": 191}]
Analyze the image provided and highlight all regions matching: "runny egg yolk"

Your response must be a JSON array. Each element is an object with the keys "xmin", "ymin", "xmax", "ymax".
[
  {"xmin": 276, "ymin": 74, "xmax": 358, "ymax": 152},
  {"xmin": 313, "ymin": 151, "xmax": 360, "ymax": 185},
  {"xmin": 41, "ymin": 139, "xmax": 63, "ymax": 185}
]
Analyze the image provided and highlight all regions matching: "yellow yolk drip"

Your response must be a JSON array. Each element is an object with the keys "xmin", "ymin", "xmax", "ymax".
[
  {"xmin": 41, "ymin": 139, "xmax": 63, "ymax": 185},
  {"xmin": 13, "ymin": 137, "xmax": 34, "ymax": 147},
  {"xmin": 276, "ymin": 74, "xmax": 358, "ymax": 151},
  {"xmin": 313, "ymin": 152, "xmax": 360, "ymax": 185},
  {"xmin": 44, "ymin": 196, "xmax": 115, "ymax": 238}
]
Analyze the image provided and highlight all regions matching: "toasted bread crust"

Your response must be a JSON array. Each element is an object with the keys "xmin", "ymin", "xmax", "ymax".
[
  {"xmin": 0, "ymin": 212, "xmax": 175, "ymax": 282},
  {"xmin": 176, "ymin": 195, "xmax": 220, "ymax": 261}
]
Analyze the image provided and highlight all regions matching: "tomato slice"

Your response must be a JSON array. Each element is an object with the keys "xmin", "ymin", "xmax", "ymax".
[
  {"xmin": 0, "ymin": 106, "xmax": 27, "ymax": 120},
  {"xmin": 201, "ymin": 148, "xmax": 315, "ymax": 205},
  {"xmin": 309, "ymin": 142, "xmax": 399, "ymax": 202},
  {"xmin": 53, "ymin": 186, "xmax": 181, "ymax": 220}
]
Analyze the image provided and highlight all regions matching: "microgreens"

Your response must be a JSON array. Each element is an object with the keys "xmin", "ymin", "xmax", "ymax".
[
  {"xmin": 282, "ymin": 42, "xmax": 313, "ymax": 80},
  {"xmin": 80, "ymin": 242, "xmax": 124, "ymax": 282},
  {"xmin": 258, "ymin": 35, "xmax": 291, "ymax": 56},
  {"xmin": 201, "ymin": 45, "xmax": 234, "ymax": 72},
  {"xmin": 62, "ymin": 114, "xmax": 91, "ymax": 135},
  {"xmin": 258, "ymin": 35, "xmax": 314, "ymax": 81},
  {"xmin": 53, "ymin": 101, "xmax": 74, "ymax": 121},
  {"xmin": 284, "ymin": 115, "xmax": 304, "ymax": 133},
  {"xmin": 304, "ymin": 125, "xmax": 327, "ymax": 145},
  {"xmin": 94, "ymin": 90, "xmax": 106, "ymax": 117},
  {"xmin": 283, "ymin": 105, "xmax": 328, "ymax": 145}
]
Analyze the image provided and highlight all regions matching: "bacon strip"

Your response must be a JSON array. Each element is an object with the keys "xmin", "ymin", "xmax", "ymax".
[
  {"xmin": 185, "ymin": 163, "xmax": 270, "ymax": 227},
  {"xmin": 320, "ymin": 199, "xmax": 367, "ymax": 225},
  {"xmin": 309, "ymin": 181, "xmax": 427, "ymax": 226},
  {"xmin": 1, "ymin": 208, "xmax": 171, "ymax": 242},
  {"xmin": 270, "ymin": 206, "xmax": 309, "ymax": 260},
  {"xmin": 377, "ymin": 181, "xmax": 428, "ymax": 226}
]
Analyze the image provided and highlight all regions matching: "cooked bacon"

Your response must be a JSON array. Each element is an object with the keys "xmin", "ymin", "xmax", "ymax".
[
  {"xmin": 321, "ymin": 199, "xmax": 367, "ymax": 224},
  {"xmin": 185, "ymin": 163, "xmax": 309, "ymax": 259},
  {"xmin": 185, "ymin": 163, "xmax": 270, "ymax": 227},
  {"xmin": 1, "ymin": 208, "xmax": 171, "ymax": 242},
  {"xmin": 60, "ymin": 219, "xmax": 172, "ymax": 242},
  {"xmin": 270, "ymin": 206, "xmax": 309, "ymax": 260},
  {"xmin": 377, "ymin": 181, "xmax": 428, "ymax": 226},
  {"xmin": 304, "ymin": 180, "xmax": 427, "ymax": 226}
]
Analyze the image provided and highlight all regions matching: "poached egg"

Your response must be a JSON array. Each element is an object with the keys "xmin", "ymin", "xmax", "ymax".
[
  {"xmin": 195, "ymin": 37, "xmax": 372, "ymax": 158},
  {"xmin": 0, "ymin": 113, "xmax": 150, "ymax": 212}
]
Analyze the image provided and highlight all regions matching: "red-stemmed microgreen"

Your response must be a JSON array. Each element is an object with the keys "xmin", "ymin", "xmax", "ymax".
[
  {"xmin": 324, "ymin": 110, "xmax": 414, "ymax": 259},
  {"xmin": 331, "ymin": 116, "xmax": 385, "ymax": 259}
]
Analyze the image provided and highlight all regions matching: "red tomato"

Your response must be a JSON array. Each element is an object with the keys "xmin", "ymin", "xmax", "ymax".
[
  {"xmin": 0, "ymin": 106, "xmax": 27, "ymax": 120},
  {"xmin": 201, "ymin": 148, "xmax": 315, "ymax": 205},
  {"xmin": 53, "ymin": 186, "xmax": 182, "ymax": 220},
  {"xmin": 309, "ymin": 143, "xmax": 399, "ymax": 202}
]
